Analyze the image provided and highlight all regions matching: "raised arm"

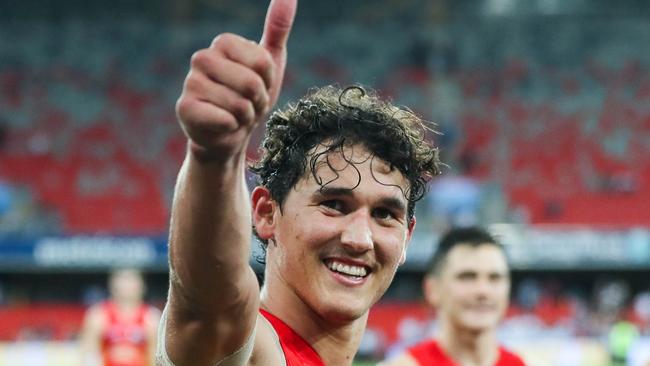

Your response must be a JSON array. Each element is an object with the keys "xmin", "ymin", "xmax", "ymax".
[{"xmin": 163, "ymin": 1, "xmax": 296, "ymax": 364}]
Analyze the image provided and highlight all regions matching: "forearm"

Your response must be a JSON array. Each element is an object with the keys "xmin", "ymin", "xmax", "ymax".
[
  {"xmin": 168, "ymin": 148, "xmax": 257, "ymax": 313},
  {"xmin": 162, "ymin": 148, "xmax": 261, "ymax": 364}
]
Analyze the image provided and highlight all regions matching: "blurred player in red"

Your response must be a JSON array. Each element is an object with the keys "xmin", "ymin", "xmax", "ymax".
[
  {"xmin": 80, "ymin": 268, "xmax": 160, "ymax": 366},
  {"xmin": 381, "ymin": 227, "xmax": 526, "ymax": 366},
  {"xmin": 154, "ymin": 0, "xmax": 441, "ymax": 364}
]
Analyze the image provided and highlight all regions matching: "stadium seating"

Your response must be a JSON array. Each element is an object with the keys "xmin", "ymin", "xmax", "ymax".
[{"xmin": 0, "ymin": 20, "xmax": 648, "ymax": 233}]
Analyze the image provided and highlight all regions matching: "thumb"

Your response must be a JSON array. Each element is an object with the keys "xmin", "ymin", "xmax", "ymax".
[{"xmin": 260, "ymin": 0, "xmax": 297, "ymax": 56}]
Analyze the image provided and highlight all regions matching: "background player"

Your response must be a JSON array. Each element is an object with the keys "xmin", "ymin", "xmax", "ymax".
[
  {"xmin": 381, "ymin": 227, "xmax": 525, "ymax": 366},
  {"xmin": 80, "ymin": 268, "xmax": 160, "ymax": 366}
]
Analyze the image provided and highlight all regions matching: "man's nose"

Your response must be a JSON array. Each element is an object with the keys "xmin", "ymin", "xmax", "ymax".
[
  {"xmin": 474, "ymin": 277, "xmax": 494, "ymax": 298},
  {"xmin": 340, "ymin": 210, "xmax": 373, "ymax": 253}
]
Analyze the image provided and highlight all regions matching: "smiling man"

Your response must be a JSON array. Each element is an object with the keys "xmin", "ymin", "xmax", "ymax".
[
  {"xmin": 155, "ymin": 0, "xmax": 441, "ymax": 365},
  {"xmin": 381, "ymin": 227, "xmax": 526, "ymax": 366}
]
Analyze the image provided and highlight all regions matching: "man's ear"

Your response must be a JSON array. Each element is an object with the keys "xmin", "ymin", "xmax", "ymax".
[
  {"xmin": 422, "ymin": 275, "xmax": 440, "ymax": 308},
  {"xmin": 252, "ymin": 186, "xmax": 277, "ymax": 240},
  {"xmin": 399, "ymin": 216, "xmax": 417, "ymax": 265}
]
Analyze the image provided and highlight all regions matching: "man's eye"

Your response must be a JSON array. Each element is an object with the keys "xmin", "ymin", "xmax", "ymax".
[
  {"xmin": 321, "ymin": 200, "xmax": 343, "ymax": 211},
  {"xmin": 373, "ymin": 207, "xmax": 396, "ymax": 220},
  {"xmin": 490, "ymin": 273, "xmax": 505, "ymax": 282},
  {"xmin": 458, "ymin": 272, "xmax": 476, "ymax": 281}
]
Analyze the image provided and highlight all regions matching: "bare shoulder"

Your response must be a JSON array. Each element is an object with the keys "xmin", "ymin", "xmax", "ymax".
[
  {"xmin": 248, "ymin": 313, "xmax": 285, "ymax": 366},
  {"xmin": 145, "ymin": 306, "xmax": 161, "ymax": 338},
  {"xmin": 146, "ymin": 306, "xmax": 162, "ymax": 324},
  {"xmin": 83, "ymin": 304, "xmax": 106, "ymax": 326},
  {"xmin": 378, "ymin": 352, "xmax": 420, "ymax": 366}
]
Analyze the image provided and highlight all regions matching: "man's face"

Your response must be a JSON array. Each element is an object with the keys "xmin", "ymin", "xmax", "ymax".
[
  {"xmin": 261, "ymin": 144, "xmax": 415, "ymax": 324},
  {"xmin": 424, "ymin": 244, "xmax": 510, "ymax": 333},
  {"xmin": 109, "ymin": 269, "xmax": 145, "ymax": 303}
]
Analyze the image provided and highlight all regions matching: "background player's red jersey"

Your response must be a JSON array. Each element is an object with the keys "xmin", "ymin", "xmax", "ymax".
[
  {"xmin": 100, "ymin": 301, "xmax": 151, "ymax": 366},
  {"xmin": 408, "ymin": 339, "xmax": 526, "ymax": 366}
]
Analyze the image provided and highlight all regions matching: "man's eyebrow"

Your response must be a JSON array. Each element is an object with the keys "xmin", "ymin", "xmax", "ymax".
[
  {"xmin": 314, "ymin": 186, "xmax": 354, "ymax": 198},
  {"xmin": 490, "ymin": 270, "xmax": 510, "ymax": 278},
  {"xmin": 314, "ymin": 186, "xmax": 407, "ymax": 213},
  {"xmin": 456, "ymin": 270, "xmax": 478, "ymax": 277},
  {"xmin": 378, "ymin": 196, "xmax": 407, "ymax": 214}
]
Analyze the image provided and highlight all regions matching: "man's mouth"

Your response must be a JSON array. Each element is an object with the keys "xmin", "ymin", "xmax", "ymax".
[
  {"xmin": 324, "ymin": 259, "xmax": 370, "ymax": 279},
  {"xmin": 467, "ymin": 304, "xmax": 497, "ymax": 312}
]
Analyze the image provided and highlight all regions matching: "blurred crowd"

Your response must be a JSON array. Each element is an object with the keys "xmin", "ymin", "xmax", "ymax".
[{"xmin": 0, "ymin": 17, "xmax": 648, "ymax": 235}]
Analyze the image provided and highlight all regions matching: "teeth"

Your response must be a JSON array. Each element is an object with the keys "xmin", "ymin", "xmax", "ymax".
[{"xmin": 327, "ymin": 260, "xmax": 367, "ymax": 277}]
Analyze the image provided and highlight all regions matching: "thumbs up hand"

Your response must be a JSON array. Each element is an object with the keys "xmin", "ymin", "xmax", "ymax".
[{"xmin": 176, "ymin": 0, "xmax": 297, "ymax": 160}]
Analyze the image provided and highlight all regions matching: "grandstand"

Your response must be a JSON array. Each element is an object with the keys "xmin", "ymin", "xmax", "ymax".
[{"xmin": 0, "ymin": 0, "xmax": 649, "ymax": 365}]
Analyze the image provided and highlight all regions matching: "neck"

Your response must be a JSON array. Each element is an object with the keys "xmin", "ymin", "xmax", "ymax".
[
  {"xmin": 436, "ymin": 320, "xmax": 499, "ymax": 366},
  {"xmin": 260, "ymin": 281, "xmax": 367, "ymax": 366},
  {"xmin": 113, "ymin": 298, "xmax": 142, "ymax": 311}
]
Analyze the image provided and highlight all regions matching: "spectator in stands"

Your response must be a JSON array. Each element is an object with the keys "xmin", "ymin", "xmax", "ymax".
[
  {"xmin": 79, "ymin": 268, "xmax": 160, "ymax": 366},
  {"xmin": 156, "ymin": 0, "xmax": 441, "ymax": 365},
  {"xmin": 425, "ymin": 149, "xmax": 482, "ymax": 231},
  {"xmin": 0, "ymin": 118, "xmax": 16, "ymax": 221},
  {"xmin": 380, "ymin": 227, "xmax": 526, "ymax": 366},
  {"xmin": 608, "ymin": 319, "xmax": 640, "ymax": 366},
  {"xmin": 426, "ymin": 172, "xmax": 481, "ymax": 229},
  {"xmin": 0, "ymin": 118, "xmax": 6, "ymax": 150},
  {"xmin": 633, "ymin": 290, "xmax": 650, "ymax": 334},
  {"xmin": 0, "ymin": 180, "xmax": 12, "ymax": 219}
]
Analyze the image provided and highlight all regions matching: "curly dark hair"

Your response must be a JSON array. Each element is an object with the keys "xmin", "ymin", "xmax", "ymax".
[{"xmin": 250, "ymin": 85, "xmax": 442, "ymax": 248}]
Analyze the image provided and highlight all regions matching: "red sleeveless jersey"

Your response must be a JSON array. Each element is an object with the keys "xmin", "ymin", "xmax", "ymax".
[
  {"xmin": 100, "ymin": 301, "xmax": 151, "ymax": 366},
  {"xmin": 407, "ymin": 339, "xmax": 526, "ymax": 366},
  {"xmin": 260, "ymin": 309, "xmax": 325, "ymax": 366}
]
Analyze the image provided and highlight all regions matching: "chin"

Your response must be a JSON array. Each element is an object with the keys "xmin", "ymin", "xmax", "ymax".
[
  {"xmin": 459, "ymin": 315, "xmax": 500, "ymax": 333},
  {"xmin": 317, "ymin": 298, "xmax": 370, "ymax": 325},
  {"xmin": 464, "ymin": 323, "xmax": 495, "ymax": 333}
]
